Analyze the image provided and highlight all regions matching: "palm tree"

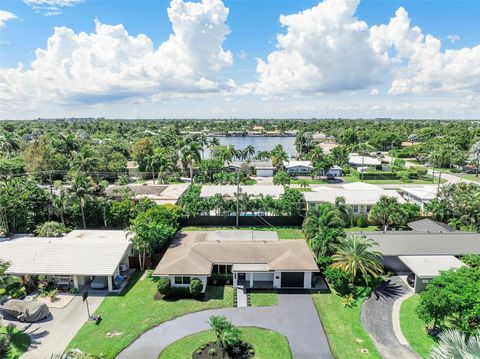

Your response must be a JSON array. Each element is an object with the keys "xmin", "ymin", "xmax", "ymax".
[
  {"xmin": 334, "ymin": 196, "xmax": 354, "ymax": 228},
  {"xmin": 180, "ymin": 142, "xmax": 202, "ymax": 181},
  {"xmin": 245, "ymin": 145, "xmax": 255, "ymax": 160},
  {"xmin": 69, "ymin": 173, "xmax": 95, "ymax": 229},
  {"xmin": 356, "ymin": 142, "xmax": 374, "ymax": 181},
  {"xmin": 271, "ymin": 144, "xmax": 288, "ymax": 170},
  {"xmin": 331, "ymin": 235, "xmax": 383, "ymax": 285},
  {"xmin": 0, "ymin": 132, "xmax": 22, "ymax": 158},
  {"xmin": 51, "ymin": 188, "xmax": 69, "ymax": 225},
  {"xmin": 208, "ymin": 315, "xmax": 241, "ymax": 349},
  {"xmin": 430, "ymin": 329, "xmax": 480, "ymax": 359},
  {"xmin": 208, "ymin": 137, "xmax": 220, "ymax": 148},
  {"xmin": 73, "ymin": 146, "xmax": 99, "ymax": 173}
]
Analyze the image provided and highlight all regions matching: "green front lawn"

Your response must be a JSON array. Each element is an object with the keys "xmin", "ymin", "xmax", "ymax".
[
  {"xmin": 363, "ymin": 176, "xmax": 445, "ymax": 185},
  {"xmin": 248, "ymin": 290, "xmax": 279, "ymax": 307},
  {"xmin": 182, "ymin": 226, "xmax": 304, "ymax": 240},
  {"xmin": 312, "ymin": 293, "xmax": 382, "ymax": 359},
  {"xmin": 291, "ymin": 179, "xmax": 328, "ymax": 184},
  {"xmin": 0, "ymin": 326, "xmax": 31, "ymax": 359},
  {"xmin": 400, "ymin": 295, "xmax": 437, "ymax": 358},
  {"xmin": 454, "ymin": 173, "xmax": 480, "ymax": 182},
  {"xmin": 68, "ymin": 272, "xmax": 234, "ymax": 358},
  {"xmin": 158, "ymin": 327, "xmax": 292, "ymax": 359}
]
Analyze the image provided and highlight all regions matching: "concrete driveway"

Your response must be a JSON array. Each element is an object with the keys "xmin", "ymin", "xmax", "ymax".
[
  {"xmin": 361, "ymin": 277, "xmax": 420, "ymax": 359},
  {"xmin": 118, "ymin": 291, "xmax": 333, "ymax": 359},
  {"xmin": 3, "ymin": 289, "xmax": 107, "ymax": 358}
]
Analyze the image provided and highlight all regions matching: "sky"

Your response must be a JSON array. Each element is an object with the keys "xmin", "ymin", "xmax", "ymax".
[{"xmin": 0, "ymin": 0, "xmax": 479, "ymax": 120}]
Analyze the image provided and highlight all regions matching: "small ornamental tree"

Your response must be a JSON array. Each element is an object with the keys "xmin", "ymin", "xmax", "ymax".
[
  {"xmin": 273, "ymin": 171, "xmax": 291, "ymax": 187},
  {"xmin": 189, "ymin": 278, "xmax": 203, "ymax": 296}
]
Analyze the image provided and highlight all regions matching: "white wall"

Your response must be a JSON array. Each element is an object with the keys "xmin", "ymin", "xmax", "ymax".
[
  {"xmin": 252, "ymin": 272, "xmax": 274, "ymax": 282},
  {"xmin": 256, "ymin": 169, "xmax": 274, "ymax": 177},
  {"xmin": 303, "ymin": 271, "xmax": 312, "ymax": 289},
  {"xmin": 273, "ymin": 272, "xmax": 281, "ymax": 288}
]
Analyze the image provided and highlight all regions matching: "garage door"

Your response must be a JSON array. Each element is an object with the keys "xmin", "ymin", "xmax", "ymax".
[{"xmin": 281, "ymin": 272, "xmax": 304, "ymax": 288}]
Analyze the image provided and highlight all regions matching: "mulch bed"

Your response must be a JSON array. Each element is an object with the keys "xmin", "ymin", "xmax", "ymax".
[{"xmin": 193, "ymin": 342, "xmax": 254, "ymax": 359}]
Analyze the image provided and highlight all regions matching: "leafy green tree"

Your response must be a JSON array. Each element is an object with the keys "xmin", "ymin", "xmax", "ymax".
[
  {"xmin": 331, "ymin": 235, "xmax": 383, "ymax": 285},
  {"xmin": 0, "ymin": 131, "xmax": 22, "ymax": 158},
  {"xmin": 36, "ymin": 221, "xmax": 68, "ymax": 237},
  {"xmin": 270, "ymin": 144, "xmax": 288, "ymax": 170},
  {"xmin": 278, "ymin": 188, "xmax": 305, "ymax": 216},
  {"xmin": 368, "ymin": 196, "xmax": 404, "ymax": 231},
  {"xmin": 0, "ymin": 157, "xmax": 25, "ymax": 180},
  {"xmin": 273, "ymin": 171, "xmax": 291, "ymax": 187}
]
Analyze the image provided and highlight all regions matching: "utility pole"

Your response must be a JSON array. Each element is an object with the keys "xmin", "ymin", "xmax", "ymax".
[{"xmin": 236, "ymin": 171, "xmax": 241, "ymax": 228}]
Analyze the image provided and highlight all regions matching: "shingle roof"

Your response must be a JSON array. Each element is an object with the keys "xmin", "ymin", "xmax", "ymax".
[
  {"xmin": 366, "ymin": 232, "xmax": 480, "ymax": 256},
  {"xmin": 153, "ymin": 231, "xmax": 319, "ymax": 276},
  {"xmin": 0, "ymin": 230, "xmax": 131, "ymax": 276},
  {"xmin": 407, "ymin": 219, "xmax": 455, "ymax": 233}
]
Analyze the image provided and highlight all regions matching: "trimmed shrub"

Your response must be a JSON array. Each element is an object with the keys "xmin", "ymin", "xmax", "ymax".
[
  {"xmin": 156, "ymin": 278, "xmax": 171, "ymax": 295},
  {"xmin": 189, "ymin": 278, "xmax": 203, "ymax": 296},
  {"xmin": 357, "ymin": 215, "xmax": 368, "ymax": 228},
  {"xmin": 0, "ymin": 334, "xmax": 11, "ymax": 357},
  {"xmin": 461, "ymin": 254, "xmax": 480, "ymax": 269},
  {"xmin": 411, "ymin": 166, "xmax": 428, "ymax": 177},
  {"xmin": 316, "ymin": 255, "xmax": 333, "ymax": 270},
  {"xmin": 209, "ymin": 273, "xmax": 233, "ymax": 285}
]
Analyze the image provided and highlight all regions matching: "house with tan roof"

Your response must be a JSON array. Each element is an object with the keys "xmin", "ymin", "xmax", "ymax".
[{"xmin": 153, "ymin": 230, "xmax": 319, "ymax": 292}]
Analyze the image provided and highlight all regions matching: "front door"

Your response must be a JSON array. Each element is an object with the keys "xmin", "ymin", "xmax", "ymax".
[{"xmin": 237, "ymin": 273, "xmax": 246, "ymax": 281}]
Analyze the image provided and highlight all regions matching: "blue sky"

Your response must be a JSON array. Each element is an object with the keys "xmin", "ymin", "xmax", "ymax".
[{"xmin": 0, "ymin": 0, "xmax": 479, "ymax": 119}]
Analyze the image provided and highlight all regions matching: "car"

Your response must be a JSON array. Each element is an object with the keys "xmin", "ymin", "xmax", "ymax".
[
  {"xmin": 466, "ymin": 169, "xmax": 477, "ymax": 174},
  {"xmin": 407, "ymin": 273, "xmax": 415, "ymax": 288},
  {"xmin": 90, "ymin": 276, "xmax": 108, "ymax": 289}
]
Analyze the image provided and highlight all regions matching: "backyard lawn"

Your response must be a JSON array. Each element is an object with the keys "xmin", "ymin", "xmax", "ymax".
[
  {"xmin": 182, "ymin": 226, "xmax": 304, "ymax": 240},
  {"xmin": 345, "ymin": 226, "xmax": 379, "ymax": 232},
  {"xmin": 248, "ymin": 290, "xmax": 279, "ymax": 306},
  {"xmin": 0, "ymin": 326, "xmax": 30, "ymax": 359},
  {"xmin": 312, "ymin": 293, "xmax": 382, "ymax": 359},
  {"xmin": 68, "ymin": 271, "xmax": 234, "ymax": 358},
  {"xmin": 400, "ymin": 295, "xmax": 437, "ymax": 358},
  {"xmin": 158, "ymin": 327, "xmax": 292, "ymax": 359}
]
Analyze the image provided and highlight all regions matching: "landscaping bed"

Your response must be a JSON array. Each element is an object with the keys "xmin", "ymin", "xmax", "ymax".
[
  {"xmin": 0, "ymin": 325, "xmax": 31, "ymax": 359},
  {"xmin": 400, "ymin": 295, "xmax": 437, "ymax": 358},
  {"xmin": 67, "ymin": 271, "xmax": 234, "ymax": 358},
  {"xmin": 159, "ymin": 327, "xmax": 292, "ymax": 359},
  {"xmin": 312, "ymin": 293, "xmax": 381, "ymax": 359}
]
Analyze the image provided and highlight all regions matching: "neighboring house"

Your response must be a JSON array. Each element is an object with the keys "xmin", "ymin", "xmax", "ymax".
[
  {"xmin": 225, "ymin": 161, "xmax": 276, "ymax": 177},
  {"xmin": 285, "ymin": 160, "xmax": 342, "ymax": 177},
  {"xmin": 106, "ymin": 183, "xmax": 189, "ymax": 205},
  {"xmin": 153, "ymin": 230, "xmax": 319, "ymax": 292},
  {"xmin": 407, "ymin": 218, "xmax": 455, "ymax": 233},
  {"xmin": 0, "ymin": 230, "xmax": 133, "ymax": 292},
  {"xmin": 126, "ymin": 161, "xmax": 139, "ymax": 177},
  {"xmin": 348, "ymin": 153, "xmax": 382, "ymax": 168},
  {"xmin": 303, "ymin": 183, "xmax": 405, "ymax": 215},
  {"xmin": 402, "ymin": 186, "xmax": 438, "ymax": 209},
  {"xmin": 366, "ymin": 230, "xmax": 480, "ymax": 292},
  {"xmin": 200, "ymin": 185, "xmax": 285, "ymax": 200}
]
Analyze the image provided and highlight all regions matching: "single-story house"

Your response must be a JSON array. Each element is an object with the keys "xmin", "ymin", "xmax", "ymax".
[
  {"xmin": 365, "ymin": 230, "xmax": 480, "ymax": 292},
  {"xmin": 0, "ymin": 230, "xmax": 133, "ymax": 292},
  {"xmin": 225, "ymin": 161, "xmax": 275, "ymax": 177},
  {"xmin": 200, "ymin": 185, "xmax": 285, "ymax": 200},
  {"xmin": 285, "ymin": 160, "xmax": 342, "ymax": 177},
  {"xmin": 401, "ymin": 186, "xmax": 438, "ymax": 209},
  {"xmin": 303, "ymin": 184, "xmax": 405, "ymax": 215},
  {"xmin": 106, "ymin": 183, "xmax": 189, "ymax": 205},
  {"xmin": 153, "ymin": 230, "xmax": 319, "ymax": 292},
  {"xmin": 348, "ymin": 154, "xmax": 381, "ymax": 168}
]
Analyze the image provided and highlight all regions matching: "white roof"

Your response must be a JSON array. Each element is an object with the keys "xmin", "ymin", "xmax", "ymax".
[
  {"xmin": 399, "ymin": 255, "xmax": 465, "ymax": 278},
  {"xmin": 402, "ymin": 186, "xmax": 438, "ymax": 201},
  {"xmin": 304, "ymin": 189, "xmax": 405, "ymax": 205},
  {"xmin": 348, "ymin": 154, "xmax": 381, "ymax": 166},
  {"xmin": 285, "ymin": 160, "xmax": 312, "ymax": 169},
  {"xmin": 0, "ymin": 230, "xmax": 131, "ymax": 276},
  {"xmin": 200, "ymin": 185, "xmax": 285, "ymax": 199}
]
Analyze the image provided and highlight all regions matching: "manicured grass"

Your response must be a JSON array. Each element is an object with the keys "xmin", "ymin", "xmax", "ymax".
[
  {"xmin": 248, "ymin": 290, "xmax": 279, "ymax": 307},
  {"xmin": 345, "ymin": 226, "xmax": 379, "ymax": 232},
  {"xmin": 291, "ymin": 179, "xmax": 329, "ymax": 184},
  {"xmin": 454, "ymin": 173, "xmax": 480, "ymax": 182},
  {"xmin": 158, "ymin": 327, "xmax": 292, "ymax": 359},
  {"xmin": 0, "ymin": 326, "xmax": 31, "ymax": 359},
  {"xmin": 363, "ymin": 177, "xmax": 446, "ymax": 184},
  {"xmin": 400, "ymin": 295, "xmax": 437, "ymax": 358},
  {"xmin": 68, "ymin": 271, "xmax": 234, "ymax": 358},
  {"xmin": 182, "ymin": 226, "xmax": 305, "ymax": 240},
  {"xmin": 312, "ymin": 293, "xmax": 382, "ymax": 359}
]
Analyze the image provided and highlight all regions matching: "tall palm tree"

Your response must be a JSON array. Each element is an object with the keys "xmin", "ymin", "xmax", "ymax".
[
  {"xmin": 51, "ymin": 188, "xmax": 69, "ymax": 225},
  {"xmin": 334, "ymin": 196, "xmax": 354, "ymax": 227},
  {"xmin": 1, "ymin": 132, "xmax": 22, "ymax": 158},
  {"xmin": 331, "ymin": 235, "xmax": 383, "ymax": 285},
  {"xmin": 69, "ymin": 173, "xmax": 95, "ymax": 229},
  {"xmin": 180, "ymin": 142, "xmax": 202, "ymax": 181},
  {"xmin": 207, "ymin": 137, "xmax": 220, "ymax": 148},
  {"xmin": 430, "ymin": 329, "xmax": 480, "ymax": 359},
  {"xmin": 73, "ymin": 146, "xmax": 99, "ymax": 173},
  {"xmin": 245, "ymin": 145, "xmax": 255, "ymax": 160},
  {"xmin": 271, "ymin": 144, "xmax": 288, "ymax": 170}
]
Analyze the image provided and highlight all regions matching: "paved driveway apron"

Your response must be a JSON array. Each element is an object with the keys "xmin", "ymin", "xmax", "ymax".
[
  {"xmin": 361, "ymin": 277, "xmax": 420, "ymax": 359},
  {"xmin": 118, "ymin": 292, "xmax": 333, "ymax": 359}
]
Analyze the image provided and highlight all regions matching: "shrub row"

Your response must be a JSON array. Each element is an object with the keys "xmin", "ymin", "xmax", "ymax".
[{"xmin": 157, "ymin": 277, "xmax": 203, "ymax": 299}]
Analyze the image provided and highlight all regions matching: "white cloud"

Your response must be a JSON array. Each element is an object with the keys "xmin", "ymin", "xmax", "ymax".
[
  {"xmin": 371, "ymin": 7, "xmax": 480, "ymax": 95},
  {"xmin": 238, "ymin": 50, "xmax": 248, "ymax": 59},
  {"xmin": 0, "ymin": 0, "xmax": 234, "ymax": 108},
  {"xmin": 255, "ymin": 0, "xmax": 380, "ymax": 95},
  {"xmin": 256, "ymin": 0, "xmax": 480, "ymax": 96},
  {"xmin": 370, "ymin": 88, "xmax": 379, "ymax": 95},
  {"xmin": 447, "ymin": 34, "xmax": 460, "ymax": 43},
  {"xmin": 23, "ymin": 0, "xmax": 83, "ymax": 16},
  {"xmin": 0, "ymin": 10, "xmax": 17, "ymax": 28}
]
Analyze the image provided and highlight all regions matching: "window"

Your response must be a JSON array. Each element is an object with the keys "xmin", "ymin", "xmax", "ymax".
[
  {"xmin": 353, "ymin": 205, "xmax": 359, "ymax": 213},
  {"xmin": 174, "ymin": 277, "xmax": 190, "ymax": 285}
]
